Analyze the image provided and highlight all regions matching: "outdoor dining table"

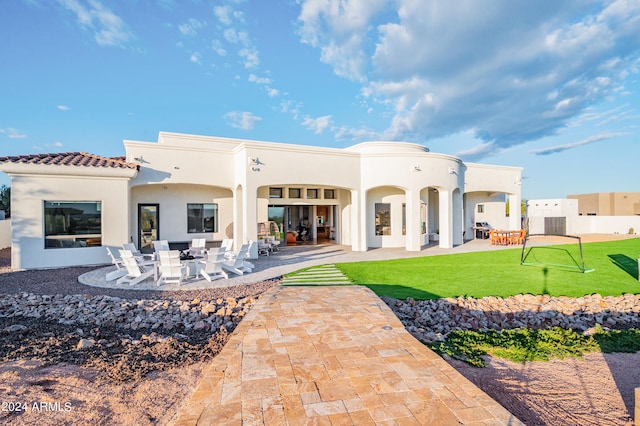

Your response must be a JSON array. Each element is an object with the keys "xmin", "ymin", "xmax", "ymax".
[
  {"xmin": 180, "ymin": 255, "xmax": 203, "ymax": 277},
  {"xmin": 491, "ymin": 230, "xmax": 524, "ymax": 245}
]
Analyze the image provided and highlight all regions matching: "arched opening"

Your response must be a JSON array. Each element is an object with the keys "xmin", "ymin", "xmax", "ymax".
[{"xmin": 366, "ymin": 186, "xmax": 406, "ymax": 248}]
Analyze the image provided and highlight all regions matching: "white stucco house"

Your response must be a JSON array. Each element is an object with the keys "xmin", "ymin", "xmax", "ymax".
[{"xmin": 0, "ymin": 132, "xmax": 522, "ymax": 270}]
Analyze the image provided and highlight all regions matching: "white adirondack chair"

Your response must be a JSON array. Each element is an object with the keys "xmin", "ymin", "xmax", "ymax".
[
  {"xmin": 188, "ymin": 238, "xmax": 206, "ymax": 257},
  {"xmin": 105, "ymin": 247, "xmax": 127, "ymax": 281},
  {"xmin": 222, "ymin": 244, "xmax": 254, "ymax": 276},
  {"xmin": 198, "ymin": 248, "xmax": 228, "ymax": 282},
  {"xmin": 122, "ymin": 243, "xmax": 143, "ymax": 257},
  {"xmin": 153, "ymin": 240, "xmax": 170, "ymax": 259},
  {"xmin": 157, "ymin": 250, "xmax": 186, "ymax": 286},
  {"xmin": 116, "ymin": 249, "xmax": 155, "ymax": 286},
  {"xmin": 220, "ymin": 238, "xmax": 234, "ymax": 258}
]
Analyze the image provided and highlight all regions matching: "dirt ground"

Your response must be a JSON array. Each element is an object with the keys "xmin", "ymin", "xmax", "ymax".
[{"xmin": 451, "ymin": 352, "xmax": 638, "ymax": 425}]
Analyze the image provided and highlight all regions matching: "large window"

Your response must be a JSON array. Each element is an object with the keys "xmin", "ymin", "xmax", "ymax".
[
  {"xmin": 187, "ymin": 203, "xmax": 218, "ymax": 233},
  {"xmin": 44, "ymin": 201, "xmax": 102, "ymax": 248},
  {"xmin": 375, "ymin": 203, "xmax": 391, "ymax": 236}
]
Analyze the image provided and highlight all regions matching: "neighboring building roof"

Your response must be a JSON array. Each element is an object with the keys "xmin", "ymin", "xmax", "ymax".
[{"xmin": 0, "ymin": 152, "xmax": 138, "ymax": 170}]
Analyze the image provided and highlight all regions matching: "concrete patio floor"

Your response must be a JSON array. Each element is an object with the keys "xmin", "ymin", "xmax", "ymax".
[
  {"xmin": 173, "ymin": 284, "xmax": 524, "ymax": 425},
  {"xmin": 80, "ymin": 239, "xmax": 512, "ymax": 291}
]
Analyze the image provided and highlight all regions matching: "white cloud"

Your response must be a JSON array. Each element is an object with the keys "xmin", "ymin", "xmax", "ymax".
[
  {"xmin": 190, "ymin": 52, "xmax": 202, "ymax": 64},
  {"xmin": 248, "ymin": 74, "xmax": 279, "ymax": 97},
  {"xmin": 530, "ymin": 132, "xmax": 628, "ymax": 155},
  {"xmin": 57, "ymin": 0, "xmax": 133, "ymax": 47},
  {"xmin": 223, "ymin": 28, "xmax": 250, "ymax": 45},
  {"xmin": 248, "ymin": 74, "xmax": 272, "ymax": 85},
  {"xmin": 296, "ymin": 0, "xmax": 640, "ymax": 158},
  {"xmin": 0, "ymin": 128, "xmax": 28, "ymax": 139},
  {"xmin": 296, "ymin": 0, "xmax": 389, "ymax": 81},
  {"xmin": 178, "ymin": 18, "xmax": 206, "ymax": 36},
  {"xmin": 214, "ymin": 5, "xmax": 244, "ymax": 27},
  {"xmin": 224, "ymin": 111, "xmax": 262, "ymax": 130},
  {"xmin": 57, "ymin": 105, "xmax": 71, "ymax": 111},
  {"xmin": 455, "ymin": 142, "xmax": 502, "ymax": 162},
  {"xmin": 302, "ymin": 115, "xmax": 333, "ymax": 134},
  {"xmin": 239, "ymin": 47, "xmax": 259, "ymax": 69},
  {"xmin": 333, "ymin": 125, "xmax": 380, "ymax": 141},
  {"xmin": 214, "ymin": 5, "xmax": 233, "ymax": 26},
  {"xmin": 280, "ymin": 100, "xmax": 303, "ymax": 120},
  {"xmin": 211, "ymin": 40, "xmax": 227, "ymax": 56}
]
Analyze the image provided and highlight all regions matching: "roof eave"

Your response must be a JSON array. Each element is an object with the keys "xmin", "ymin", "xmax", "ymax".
[{"xmin": 0, "ymin": 163, "xmax": 139, "ymax": 179}]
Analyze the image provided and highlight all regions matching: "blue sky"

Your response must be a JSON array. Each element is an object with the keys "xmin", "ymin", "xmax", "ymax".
[{"xmin": 1, "ymin": 0, "xmax": 639, "ymax": 199}]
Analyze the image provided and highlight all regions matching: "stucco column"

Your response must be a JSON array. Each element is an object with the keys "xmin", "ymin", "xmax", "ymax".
[
  {"xmin": 405, "ymin": 190, "xmax": 422, "ymax": 251},
  {"xmin": 508, "ymin": 193, "xmax": 521, "ymax": 230},
  {"xmin": 351, "ymin": 189, "xmax": 366, "ymax": 251},
  {"xmin": 243, "ymin": 185, "xmax": 259, "ymax": 258},
  {"xmin": 438, "ymin": 189, "xmax": 454, "ymax": 249},
  {"xmin": 232, "ymin": 185, "xmax": 243, "ymax": 252},
  {"xmin": 453, "ymin": 189, "xmax": 464, "ymax": 245}
]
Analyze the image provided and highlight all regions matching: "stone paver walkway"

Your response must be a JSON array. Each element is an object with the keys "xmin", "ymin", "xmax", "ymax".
[{"xmin": 174, "ymin": 285, "xmax": 524, "ymax": 425}]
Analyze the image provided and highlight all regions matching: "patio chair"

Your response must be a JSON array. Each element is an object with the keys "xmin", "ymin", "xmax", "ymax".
[
  {"xmin": 257, "ymin": 238, "xmax": 271, "ymax": 256},
  {"xmin": 153, "ymin": 240, "xmax": 170, "ymax": 259},
  {"xmin": 198, "ymin": 249, "xmax": 228, "ymax": 282},
  {"xmin": 188, "ymin": 238, "xmax": 206, "ymax": 257},
  {"xmin": 157, "ymin": 250, "xmax": 187, "ymax": 286},
  {"xmin": 220, "ymin": 238, "xmax": 234, "ymax": 257},
  {"xmin": 122, "ymin": 243, "xmax": 143, "ymax": 257},
  {"xmin": 222, "ymin": 244, "xmax": 254, "ymax": 276},
  {"xmin": 489, "ymin": 230, "xmax": 498, "ymax": 245},
  {"xmin": 267, "ymin": 236, "xmax": 280, "ymax": 252},
  {"xmin": 105, "ymin": 247, "xmax": 127, "ymax": 281},
  {"xmin": 116, "ymin": 249, "xmax": 156, "ymax": 286}
]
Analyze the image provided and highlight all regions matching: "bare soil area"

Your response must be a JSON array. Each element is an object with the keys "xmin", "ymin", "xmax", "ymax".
[
  {"xmin": 1, "ymin": 243, "xmax": 639, "ymax": 425},
  {"xmin": 450, "ymin": 352, "xmax": 638, "ymax": 425}
]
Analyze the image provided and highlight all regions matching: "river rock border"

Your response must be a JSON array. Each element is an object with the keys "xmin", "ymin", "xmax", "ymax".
[
  {"xmin": 0, "ymin": 293, "xmax": 258, "ymax": 335},
  {"xmin": 384, "ymin": 293, "xmax": 640, "ymax": 343},
  {"xmin": 3, "ymin": 291, "xmax": 640, "ymax": 346}
]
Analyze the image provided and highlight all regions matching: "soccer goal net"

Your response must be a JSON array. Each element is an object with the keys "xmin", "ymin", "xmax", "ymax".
[{"xmin": 520, "ymin": 234, "xmax": 595, "ymax": 273}]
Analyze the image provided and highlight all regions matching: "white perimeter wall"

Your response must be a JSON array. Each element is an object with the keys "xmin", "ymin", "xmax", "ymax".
[{"xmin": 528, "ymin": 215, "xmax": 640, "ymax": 235}]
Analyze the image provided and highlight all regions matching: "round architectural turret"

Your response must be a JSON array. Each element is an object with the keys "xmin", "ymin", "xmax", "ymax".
[{"xmin": 345, "ymin": 141, "xmax": 429, "ymax": 154}]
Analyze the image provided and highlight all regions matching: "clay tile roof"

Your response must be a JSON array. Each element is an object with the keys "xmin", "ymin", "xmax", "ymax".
[{"xmin": 0, "ymin": 152, "xmax": 138, "ymax": 170}]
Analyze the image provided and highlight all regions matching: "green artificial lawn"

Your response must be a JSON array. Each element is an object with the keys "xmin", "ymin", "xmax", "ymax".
[{"xmin": 336, "ymin": 238, "xmax": 640, "ymax": 300}]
